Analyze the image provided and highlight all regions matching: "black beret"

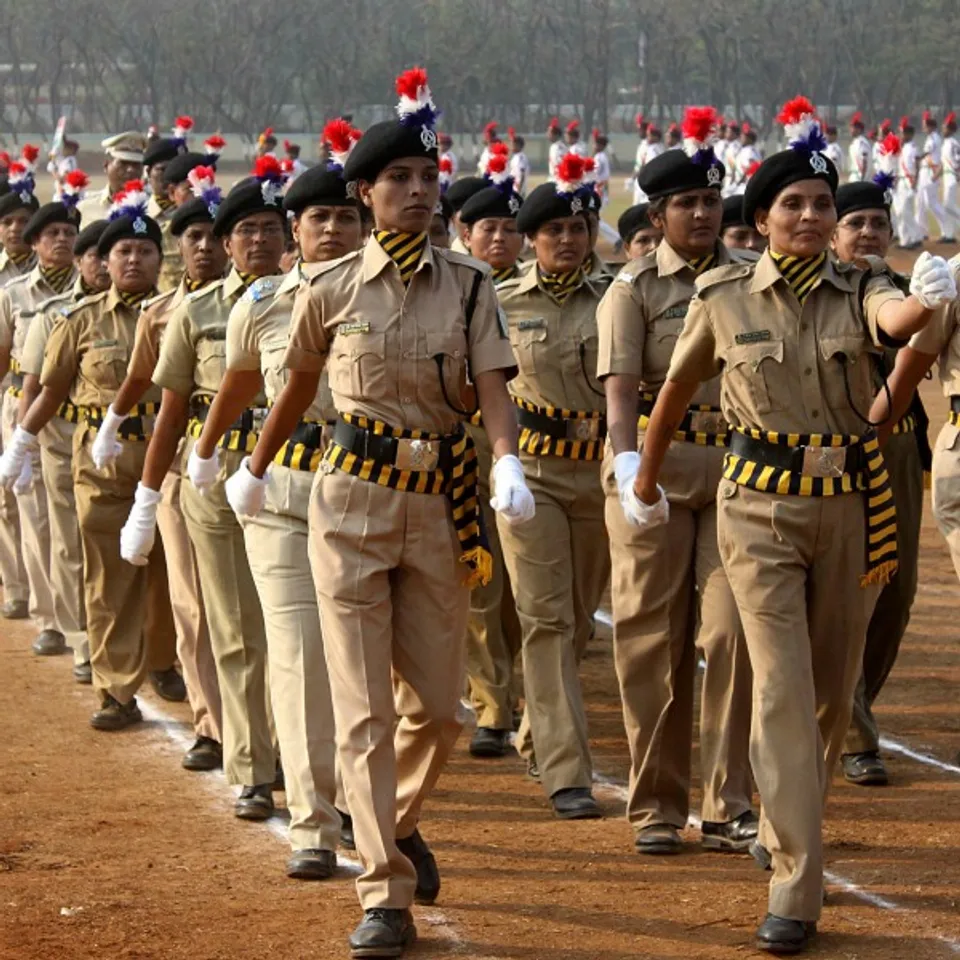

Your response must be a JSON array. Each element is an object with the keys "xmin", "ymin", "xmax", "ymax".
[
  {"xmin": 162, "ymin": 152, "xmax": 209, "ymax": 186},
  {"xmin": 435, "ymin": 193, "xmax": 453, "ymax": 225},
  {"xmin": 143, "ymin": 137, "xmax": 185, "ymax": 168},
  {"xmin": 74, "ymin": 219, "xmax": 108, "ymax": 256},
  {"xmin": 170, "ymin": 197, "xmax": 214, "ymax": 237},
  {"xmin": 0, "ymin": 189, "xmax": 39, "ymax": 220},
  {"xmin": 446, "ymin": 177, "xmax": 487, "ymax": 213},
  {"xmin": 835, "ymin": 180, "xmax": 893, "ymax": 220},
  {"xmin": 342, "ymin": 118, "xmax": 438, "ymax": 185},
  {"xmin": 617, "ymin": 203, "xmax": 652, "ymax": 242},
  {"xmin": 743, "ymin": 149, "xmax": 839, "ymax": 226},
  {"xmin": 459, "ymin": 185, "xmax": 522, "ymax": 224},
  {"xmin": 97, "ymin": 213, "xmax": 163, "ymax": 256},
  {"xmin": 721, "ymin": 195, "xmax": 747, "ymax": 230},
  {"xmin": 283, "ymin": 165, "xmax": 354, "ymax": 214},
  {"xmin": 515, "ymin": 181, "xmax": 597, "ymax": 235},
  {"xmin": 638, "ymin": 149, "xmax": 725, "ymax": 200},
  {"xmin": 23, "ymin": 202, "xmax": 81, "ymax": 245},
  {"xmin": 212, "ymin": 177, "xmax": 286, "ymax": 238}
]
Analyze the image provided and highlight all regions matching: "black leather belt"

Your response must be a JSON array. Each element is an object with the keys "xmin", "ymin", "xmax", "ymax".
[
  {"xmin": 332, "ymin": 417, "xmax": 455, "ymax": 474},
  {"xmin": 289, "ymin": 420, "xmax": 326, "ymax": 449},
  {"xmin": 191, "ymin": 401, "xmax": 266, "ymax": 434},
  {"xmin": 729, "ymin": 430, "xmax": 863, "ymax": 477},
  {"xmin": 950, "ymin": 395, "xmax": 960, "ymax": 415},
  {"xmin": 515, "ymin": 404, "xmax": 606, "ymax": 442}
]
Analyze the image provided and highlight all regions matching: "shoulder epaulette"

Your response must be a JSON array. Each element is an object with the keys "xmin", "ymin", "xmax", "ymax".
[
  {"xmin": 35, "ymin": 291, "xmax": 73, "ymax": 315},
  {"xmin": 5, "ymin": 274, "xmax": 31, "ymax": 290},
  {"xmin": 729, "ymin": 248, "xmax": 762, "ymax": 264},
  {"xmin": 184, "ymin": 279, "xmax": 225, "ymax": 304},
  {"xmin": 307, "ymin": 249, "xmax": 363, "ymax": 285},
  {"xmin": 140, "ymin": 289, "xmax": 177, "ymax": 313},
  {"xmin": 695, "ymin": 262, "xmax": 754, "ymax": 294},
  {"xmin": 240, "ymin": 274, "xmax": 283, "ymax": 305},
  {"xmin": 434, "ymin": 247, "xmax": 492, "ymax": 276},
  {"xmin": 613, "ymin": 255, "xmax": 658, "ymax": 287},
  {"xmin": 61, "ymin": 289, "xmax": 109, "ymax": 317}
]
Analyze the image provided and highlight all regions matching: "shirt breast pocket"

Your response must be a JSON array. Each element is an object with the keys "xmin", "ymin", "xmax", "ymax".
[
  {"xmin": 819, "ymin": 335, "xmax": 876, "ymax": 411},
  {"xmin": 510, "ymin": 325, "xmax": 547, "ymax": 377},
  {"xmin": 260, "ymin": 339, "xmax": 288, "ymax": 404},
  {"xmin": 81, "ymin": 345, "xmax": 129, "ymax": 392},
  {"xmin": 724, "ymin": 339, "xmax": 786, "ymax": 414},
  {"xmin": 425, "ymin": 329, "xmax": 469, "ymax": 407},
  {"xmin": 334, "ymin": 331, "xmax": 387, "ymax": 399},
  {"xmin": 196, "ymin": 337, "xmax": 227, "ymax": 390}
]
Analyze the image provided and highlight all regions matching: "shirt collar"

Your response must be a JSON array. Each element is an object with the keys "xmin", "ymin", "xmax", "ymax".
[
  {"xmin": 361, "ymin": 234, "xmax": 436, "ymax": 284},
  {"xmin": 105, "ymin": 285, "xmax": 136, "ymax": 313},
  {"xmin": 223, "ymin": 267, "xmax": 250, "ymax": 300},
  {"xmin": 750, "ymin": 248, "xmax": 853, "ymax": 295},
  {"xmin": 656, "ymin": 239, "xmax": 731, "ymax": 278}
]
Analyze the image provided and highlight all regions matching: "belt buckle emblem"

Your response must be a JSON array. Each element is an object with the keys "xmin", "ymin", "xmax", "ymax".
[
  {"xmin": 802, "ymin": 444, "xmax": 846, "ymax": 478},
  {"xmin": 398, "ymin": 438, "xmax": 439, "ymax": 472},
  {"xmin": 569, "ymin": 418, "xmax": 599, "ymax": 442},
  {"xmin": 689, "ymin": 411, "xmax": 725, "ymax": 434}
]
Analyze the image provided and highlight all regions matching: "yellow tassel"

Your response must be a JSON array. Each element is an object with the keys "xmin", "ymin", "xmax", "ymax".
[
  {"xmin": 459, "ymin": 546, "xmax": 493, "ymax": 588},
  {"xmin": 860, "ymin": 559, "xmax": 898, "ymax": 589}
]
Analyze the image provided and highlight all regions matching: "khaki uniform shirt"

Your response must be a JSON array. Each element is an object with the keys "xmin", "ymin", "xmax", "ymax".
[
  {"xmin": 497, "ymin": 266, "xmax": 610, "ymax": 413},
  {"xmin": 148, "ymin": 197, "xmax": 184, "ymax": 294},
  {"xmin": 153, "ymin": 268, "xmax": 267, "ymax": 407},
  {"xmin": 0, "ymin": 264, "xmax": 79, "ymax": 366},
  {"xmin": 40, "ymin": 287, "xmax": 162, "ymax": 408},
  {"xmin": 666, "ymin": 250, "xmax": 903, "ymax": 436},
  {"xmin": 909, "ymin": 298, "xmax": 960, "ymax": 396},
  {"xmin": 596, "ymin": 241, "xmax": 736, "ymax": 409},
  {"xmin": 227, "ymin": 264, "xmax": 335, "ymax": 422},
  {"xmin": 76, "ymin": 188, "xmax": 112, "ymax": 227},
  {"xmin": 284, "ymin": 238, "xmax": 516, "ymax": 436},
  {"xmin": 0, "ymin": 251, "xmax": 38, "ymax": 289},
  {"xmin": 21, "ymin": 277, "xmax": 93, "ymax": 377},
  {"xmin": 127, "ymin": 281, "xmax": 193, "ymax": 383}
]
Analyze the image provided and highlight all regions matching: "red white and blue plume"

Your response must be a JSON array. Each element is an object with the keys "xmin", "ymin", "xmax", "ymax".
[
  {"xmin": 875, "ymin": 133, "xmax": 901, "ymax": 185},
  {"xmin": 108, "ymin": 179, "xmax": 150, "ymax": 226},
  {"xmin": 553, "ymin": 153, "xmax": 595, "ymax": 209},
  {"xmin": 394, "ymin": 67, "xmax": 440, "ymax": 138},
  {"xmin": 252, "ymin": 155, "xmax": 286, "ymax": 206},
  {"xmin": 483, "ymin": 142, "xmax": 513, "ymax": 188},
  {"xmin": 7, "ymin": 161, "xmax": 35, "ymax": 204},
  {"xmin": 172, "ymin": 115, "xmax": 194, "ymax": 149},
  {"xmin": 681, "ymin": 106, "xmax": 722, "ymax": 180},
  {"xmin": 322, "ymin": 118, "xmax": 362, "ymax": 173},
  {"xmin": 777, "ymin": 96, "xmax": 827, "ymax": 154},
  {"xmin": 19, "ymin": 144, "xmax": 40, "ymax": 170},
  {"xmin": 60, "ymin": 170, "xmax": 89, "ymax": 211},
  {"xmin": 187, "ymin": 165, "xmax": 222, "ymax": 218},
  {"xmin": 439, "ymin": 156, "xmax": 453, "ymax": 192},
  {"xmin": 203, "ymin": 134, "xmax": 226, "ymax": 164}
]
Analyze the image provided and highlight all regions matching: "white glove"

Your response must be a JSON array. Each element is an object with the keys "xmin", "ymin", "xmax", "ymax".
[
  {"xmin": 91, "ymin": 405, "xmax": 125, "ymax": 471},
  {"xmin": 910, "ymin": 251, "xmax": 958, "ymax": 309},
  {"xmin": 120, "ymin": 483, "xmax": 162, "ymax": 566},
  {"xmin": 0, "ymin": 425, "xmax": 38, "ymax": 489},
  {"xmin": 187, "ymin": 445, "xmax": 221, "ymax": 495},
  {"xmin": 621, "ymin": 478, "xmax": 670, "ymax": 529},
  {"xmin": 225, "ymin": 457, "xmax": 269, "ymax": 519},
  {"xmin": 12, "ymin": 457, "xmax": 33, "ymax": 495},
  {"xmin": 613, "ymin": 450, "xmax": 641, "ymax": 518},
  {"xmin": 490, "ymin": 454, "xmax": 535, "ymax": 525}
]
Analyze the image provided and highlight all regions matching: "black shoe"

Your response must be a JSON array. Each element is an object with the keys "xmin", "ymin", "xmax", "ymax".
[
  {"xmin": 32, "ymin": 630, "xmax": 66, "ymax": 656},
  {"xmin": 338, "ymin": 809, "xmax": 356, "ymax": 851},
  {"xmin": 938, "ymin": 236, "xmax": 956, "ymax": 244},
  {"xmin": 182, "ymin": 736, "xmax": 222, "ymax": 772},
  {"xmin": 750, "ymin": 839, "xmax": 772, "ymax": 870},
  {"xmin": 235, "ymin": 784, "xmax": 274, "ymax": 821},
  {"xmin": 286, "ymin": 847, "xmax": 336, "ymax": 880},
  {"xmin": 73, "ymin": 661, "xmax": 92, "ymax": 685},
  {"xmin": 90, "ymin": 695, "xmax": 142, "ymax": 731},
  {"xmin": 273, "ymin": 761, "xmax": 285, "ymax": 791},
  {"xmin": 349, "ymin": 908, "xmax": 416, "ymax": 958},
  {"xmin": 842, "ymin": 751, "xmax": 888, "ymax": 786},
  {"xmin": 149, "ymin": 667, "xmax": 186, "ymax": 702},
  {"xmin": 526, "ymin": 758, "xmax": 540, "ymax": 781},
  {"xmin": 396, "ymin": 828, "xmax": 440, "ymax": 905},
  {"xmin": 551, "ymin": 787, "xmax": 602, "ymax": 820},
  {"xmin": 469, "ymin": 726, "xmax": 511, "ymax": 758},
  {"xmin": 756, "ymin": 914, "xmax": 817, "ymax": 954},
  {"xmin": 701, "ymin": 810, "xmax": 760, "ymax": 852},
  {"xmin": 634, "ymin": 822, "xmax": 683, "ymax": 855},
  {"xmin": 1, "ymin": 598, "xmax": 27, "ymax": 619}
]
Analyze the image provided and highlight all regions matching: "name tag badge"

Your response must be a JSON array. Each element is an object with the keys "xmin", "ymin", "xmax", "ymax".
[
  {"xmin": 339, "ymin": 321, "xmax": 371, "ymax": 336},
  {"xmin": 735, "ymin": 330, "xmax": 772, "ymax": 345},
  {"xmin": 93, "ymin": 338, "xmax": 119, "ymax": 348},
  {"xmin": 662, "ymin": 305, "xmax": 689, "ymax": 321},
  {"xmin": 517, "ymin": 317, "xmax": 546, "ymax": 331}
]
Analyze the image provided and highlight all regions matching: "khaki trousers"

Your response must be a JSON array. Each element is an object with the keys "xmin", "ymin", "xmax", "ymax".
[
  {"xmin": 39, "ymin": 416, "xmax": 88, "ymax": 664},
  {"xmin": 242, "ymin": 464, "xmax": 342, "ymax": 852},
  {"xmin": 846, "ymin": 432, "xmax": 923, "ymax": 754},
  {"xmin": 180, "ymin": 439, "xmax": 273, "ymax": 787},
  {"xmin": 73, "ymin": 423, "xmax": 172, "ymax": 704},
  {"xmin": 603, "ymin": 440, "xmax": 753, "ymax": 830},
  {"xmin": 465, "ymin": 425, "xmax": 522, "ymax": 730},
  {"xmin": 497, "ymin": 455, "xmax": 609, "ymax": 799},
  {"xmin": 157, "ymin": 457, "xmax": 221, "ymax": 742},
  {"xmin": 2, "ymin": 392, "xmax": 55, "ymax": 631},
  {"xmin": 717, "ymin": 479, "xmax": 875, "ymax": 923},
  {"xmin": 0, "ymin": 426, "xmax": 27, "ymax": 604},
  {"xmin": 309, "ymin": 468, "xmax": 469, "ymax": 910}
]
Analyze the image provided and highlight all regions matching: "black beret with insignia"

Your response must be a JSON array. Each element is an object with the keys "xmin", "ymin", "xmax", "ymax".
[
  {"xmin": 212, "ymin": 163, "xmax": 286, "ymax": 238},
  {"xmin": 163, "ymin": 152, "xmax": 210, "ymax": 187},
  {"xmin": 74, "ymin": 219, "xmax": 109, "ymax": 256},
  {"xmin": 638, "ymin": 150, "xmax": 725, "ymax": 200},
  {"xmin": 283, "ymin": 165, "xmax": 355, "ymax": 214},
  {"xmin": 97, "ymin": 183, "xmax": 162, "ymax": 255},
  {"xmin": 617, "ymin": 203, "xmax": 652, "ymax": 243},
  {"xmin": 446, "ymin": 177, "xmax": 487, "ymax": 213},
  {"xmin": 835, "ymin": 180, "xmax": 892, "ymax": 220},
  {"xmin": 459, "ymin": 185, "xmax": 523, "ymax": 224},
  {"xmin": 23, "ymin": 202, "xmax": 81, "ymax": 245},
  {"xmin": 144, "ymin": 137, "xmax": 186, "ymax": 168},
  {"xmin": 516, "ymin": 154, "xmax": 596, "ymax": 235}
]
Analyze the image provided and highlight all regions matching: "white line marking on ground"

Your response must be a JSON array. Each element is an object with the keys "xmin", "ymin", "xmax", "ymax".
[{"xmin": 881, "ymin": 736, "xmax": 960, "ymax": 776}]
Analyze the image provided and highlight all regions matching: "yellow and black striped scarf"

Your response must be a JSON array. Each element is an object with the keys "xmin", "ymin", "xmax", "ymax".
[
  {"xmin": 8, "ymin": 251, "xmax": 32, "ymax": 267},
  {"xmin": 538, "ymin": 267, "xmax": 583, "ymax": 305},
  {"xmin": 323, "ymin": 413, "xmax": 492, "ymax": 587},
  {"xmin": 40, "ymin": 264, "xmax": 73, "ymax": 294},
  {"xmin": 235, "ymin": 271, "xmax": 260, "ymax": 290},
  {"xmin": 724, "ymin": 425, "xmax": 897, "ymax": 586},
  {"xmin": 116, "ymin": 287, "xmax": 157, "ymax": 309},
  {"xmin": 154, "ymin": 195, "xmax": 175, "ymax": 213},
  {"xmin": 513, "ymin": 396, "xmax": 605, "ymax": 461},
  {"xmin": 770, "ymin": 250, "xmax": 827, "ymax": 305},
  {"xmin": 184, "ymin": 276, "xmax": 207, "ymax": 293},
  {"xmin": 687, "ymin": 253, "xmax": 717, "ymax": 276},
  {"xmin": 492, "ymin": 265, "xmax": 519, "ymax": 285},
  {"xmin": 375, "ymin": 231, "xmax": 427, "ymax": 286},
  {"xmin": 79, "ymin": 278, "xmax": 99, "ymax": 297}
]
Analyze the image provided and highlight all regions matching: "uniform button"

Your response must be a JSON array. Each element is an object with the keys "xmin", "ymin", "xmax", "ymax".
[
  {"xmin": 403, "ymin": 396, "xmax": 413, "ymax": 404},
  {"xmin": 402, "ymin": 350, "xmax": 411, "ymax": 359},
  {"xmin": 804, "ymin": 367, "xmax": 812, "ymax": 376},
  {"xmin": 812, "ymin": 409, "xmax": 820, "ymax": 418},
  {"xmin": 800, "ymin": 323, "xmax": 808, "ymax": 332},
  {"xmin": 454, "ymin": 350, "xmax": 461, "ymax": 358}
]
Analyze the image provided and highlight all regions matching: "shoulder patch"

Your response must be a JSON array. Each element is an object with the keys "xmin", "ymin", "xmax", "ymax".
[
  {"xmin": 616, "ymin": 256, "xmax": 659, "ymax": 286},
  {"xmin": 35, "ymin": 292, "xmax": 72, "ymax": 315},
  {"xmin": 695, "ymin": 263, "xmax": 753, "ymax": 294},
  {"xmin": 242, "ymin": 276, "xmax": 279, "ymax": 304},
  {"xmin": 185, "ymin": 280, "xmax": 224, "ymax": 304},
  {"xmin": 5, "ymin": 274, "xmax": 31, "ymax": 290},
  {"xmin": 434, "ymin": 247, "xmax": 492, "ymax": 275}
]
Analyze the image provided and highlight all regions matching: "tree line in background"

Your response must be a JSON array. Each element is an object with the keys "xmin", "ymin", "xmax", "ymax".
[{"xmin": 1, "ymin": 0, "xmax": 957, "ymax": 141}]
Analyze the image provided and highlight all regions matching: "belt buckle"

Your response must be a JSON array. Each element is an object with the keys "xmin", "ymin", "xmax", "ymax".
[
  {"xmin": 689, "ymin": 410, "xmax": 726, "ymax": 434},
  {"xmin": 252, "ymin": 408, "xmax": 268, "ymax": 432},
  {"xmin": 567, "ymin": 418, "xmax": 600, "ymax": 442},
  {"xmin": 802, "ymin": 444, "xmax": 846, "ymax": 478},
  {"xmin": 396, "ymin": 437, "xmax": 440, "ymax": 472}
]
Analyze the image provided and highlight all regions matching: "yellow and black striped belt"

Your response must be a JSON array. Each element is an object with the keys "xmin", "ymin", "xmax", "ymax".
[
  {"xmin": 273, "ymin": 420, "xmax": 331, "ymax": 472},
  {"xmin": 5, "ymin": 357, "xmax": 23, "ymax": 398},
  {"xmin": 638, "ymin": 391, "xmax": 729, "ymax": 447},
  {"xmin": 323, "ymin": 413, "xmax": 491, "ymax": 587},
  {"xmin": 187, "ymin": 397, "xmax": 266, "ymax": 454},
  {"xmin": 56, "ymin": 399, "xmax": 80, "ymax": 424},
  {"xmin": 513, "ymin": 396, "xmax": 605, "ymax": 461},
  {"xmin": 725, "ymin": 426, "xmax": 897, "ymax": 586},
  {"xmin": 81, "ymin": 401, "xmax": 159, "ymax": 442},
  {"xmin": 892, "ymin": 414, "xmax": 916, "ymax": 435}
]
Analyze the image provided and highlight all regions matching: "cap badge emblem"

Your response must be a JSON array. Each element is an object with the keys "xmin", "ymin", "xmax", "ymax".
[
  {"xmin": 570, "ymin": 196, "xmax": 583, "ymax": 214},
  {"xmin": 810, "ymin": 153, "xmax": 829, "ymax": 174},
  {"xmin": 508, "ymin": 195, "xmax": 520, "ymax": 214},
  {"xmin": 132, "ymin": 217, "xmax": 147, "ymax": 235},
  {"xmin": 707, "ymin": 166, "xmax": 722, "ymax": 186},
  {"xmin": 420, "ymin": 127, "xmax": 438, "ymax": 151}
]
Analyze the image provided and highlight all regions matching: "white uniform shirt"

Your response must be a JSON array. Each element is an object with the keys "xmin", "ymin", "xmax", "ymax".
[
  {"xmin": 734, "ymin": 145, "xmax": 763, "ymax": 194},
  {"xmin": 722, "ymin": 140, "xmax": 742, "ymax": 194},
  {"xmin": 942, "ymin": 136, "xmax": 960, "ymax": 182},
  {"xmin": 285, "ymin": 158, "xmax": 307, "ymax": 183},
  {"xmin": 824, "ymin": 141, "xmax": 844, "ymax": 176},
  {"xmin": 847, "ymin": 135, "xmax": 871, "ymax": 181},
  {"xmin": 900, "ymin": 141, "xmax": 919, "ymax": 190},
  {"xmin": 509, "ymin": 151, "xmax": 529, "ymax": 195},
  {"xmin": 920, "ymin": 131, "xmax": 943, "ymax": 185},
  {"xmin": 477, "ymin": 145, "xmax": 491, "ymax": 176},
  {"xmin": 548, "ymin": 140, "xmax": 568, "ymax": 179},
  {"xmin": 569, "ymin": 141, "xmax": 589, "ymax": 159},
  {"xmin": 631, "ymin": 142, "xmax": 648, "ymax": 204},
  {"xmin": 592, "ymin": 149, "xmax": 611, "ymax": 204}
]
